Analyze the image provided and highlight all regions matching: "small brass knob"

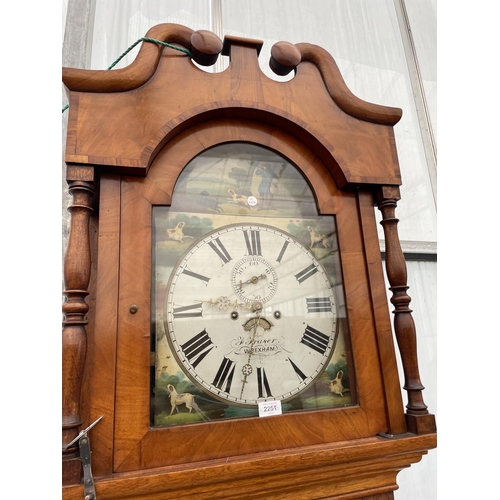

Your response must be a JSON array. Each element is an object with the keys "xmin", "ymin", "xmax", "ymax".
[{"xmin": 129, "ymin": 305, "xmax": 138, "ymax": 314}]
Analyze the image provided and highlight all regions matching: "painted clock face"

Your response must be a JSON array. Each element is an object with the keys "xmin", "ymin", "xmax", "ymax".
[{"xmin": 165, "ymin": 223, "xmax": 336, "ymax": 406}]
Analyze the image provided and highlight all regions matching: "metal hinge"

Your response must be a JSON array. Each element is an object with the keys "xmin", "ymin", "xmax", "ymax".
[{"xmin": 65, "ymin": 416, "xmax": 103, "ymax": 500}]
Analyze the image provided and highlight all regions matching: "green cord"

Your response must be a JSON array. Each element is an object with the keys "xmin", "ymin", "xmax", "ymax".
[
  {"xmin": 107, "ymin": 37, "xmax": 192, "ymax": 70},
  {"xmin": 62, "ymin": 38, "xmax": 192, "ymax": 113}
]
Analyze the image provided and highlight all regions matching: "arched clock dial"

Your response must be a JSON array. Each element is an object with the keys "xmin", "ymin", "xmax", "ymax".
[{"xmin": 165, "ymin": 224, "xmax": 337, "ymax": 406}]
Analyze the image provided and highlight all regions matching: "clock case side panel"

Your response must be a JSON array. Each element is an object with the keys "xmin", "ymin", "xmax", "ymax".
[
  {"xmin": 80, "ymin": 174, "xmax": 122, "ymax": 478},
  {"xmin": 355, "ymin": 190, "xmax": 407, "ymax": 433},
  {"xmin": 112, "ymin": 119, "xmax": 407, "ymax": 472},
  {"xmin": 334, "ymin": 191, "xmax": 406, "ymax": 436}
]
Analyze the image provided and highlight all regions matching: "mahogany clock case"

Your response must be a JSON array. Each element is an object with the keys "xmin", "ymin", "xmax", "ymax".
[{"xmin": 62, "ymin": 23, "xmax": 436, "ymax": 499}]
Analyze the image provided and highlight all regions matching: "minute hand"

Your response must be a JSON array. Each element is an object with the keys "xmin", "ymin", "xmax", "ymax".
[{"xmin": 240, "ymin": 313, "xmax": 261, "ymax": 399}]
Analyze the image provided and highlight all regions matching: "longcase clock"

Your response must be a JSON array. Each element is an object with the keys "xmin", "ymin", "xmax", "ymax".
[{"xmin": 62, "ymin": 24, "xmax": 436, "ymax": 500}]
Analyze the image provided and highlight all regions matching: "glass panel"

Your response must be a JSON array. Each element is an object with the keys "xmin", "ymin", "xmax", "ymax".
[
  {"xmin": 151, "ymin": 143, "xmax": 356, "ymax": 427},
  {"xmin": 62, "ymin": 0, "xmax": 69, "ymax": 41},
  {"xmin": 404, "ymin": 0, "xmax": 437, "ymax": 143},
  {"xmin": 169, "ymin": 143, "xmax": 318, "ymax": 217}
]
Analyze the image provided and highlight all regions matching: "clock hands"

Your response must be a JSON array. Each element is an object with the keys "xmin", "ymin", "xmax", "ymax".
[
  {"xmin": 231, "ymin": 256, "xmax": 278, "ymax": 304},
  {"xmin": 196, "ymin": 296, "xmax": 250, "ymax": 311},
  {"xmin": 198, "ymin": 268, "xmax": 272, "ymax": 394},
  {"xmin": 197, "ymin": 296, "xmax": 264, "ymax": 312},
  {"xmin": 237, "ymin": 273, "xmax": 267, "ymax": 289}
]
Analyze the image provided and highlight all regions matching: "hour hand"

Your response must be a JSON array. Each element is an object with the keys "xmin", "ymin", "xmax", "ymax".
[{"xmin": 197, "ymin": 296, "xmax": 253, "ymax": 311}]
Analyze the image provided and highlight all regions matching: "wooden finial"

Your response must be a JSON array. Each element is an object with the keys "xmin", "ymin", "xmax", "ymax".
[
  {"xmin": 190, "ymin": 30, "xmax": 223, "ymax": 66},
  {"xmin": 270, "ymin": 41, "xmax": 302, "ymax": 75}
]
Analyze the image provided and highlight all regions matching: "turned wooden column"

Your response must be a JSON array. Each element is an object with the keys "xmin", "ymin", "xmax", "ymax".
[
  {"xmin": 377, "ymin": 186, "xmax": 436, "ymax": 435},
  {"xmin": 62, "ymin": 165, "xmax": 95, "ymax": 484}
]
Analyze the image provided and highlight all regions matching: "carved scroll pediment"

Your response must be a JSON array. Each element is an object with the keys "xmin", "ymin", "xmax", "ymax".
[{"xmin": 63, "ymin": 23, "xmax": 402, "ymax": 189}]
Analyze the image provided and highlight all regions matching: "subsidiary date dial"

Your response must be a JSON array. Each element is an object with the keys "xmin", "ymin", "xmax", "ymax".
[{"xmin": 165, "ymin": 224, "xmax": 337, "ymax": 407}]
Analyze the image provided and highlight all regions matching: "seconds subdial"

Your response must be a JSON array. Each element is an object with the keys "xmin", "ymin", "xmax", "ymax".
[{"xmin": 230, "ymin": 256, "xmax": 278, "ymax": 304}]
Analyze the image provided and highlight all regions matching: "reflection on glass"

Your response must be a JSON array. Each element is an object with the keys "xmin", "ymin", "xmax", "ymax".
[
  {"xmin": 151, "ymin": 143, "xmax": 356, "ymax": 427},
  {"xmin": 170, "ymin": 143, "xmax": 318, "ymax": 218}
]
